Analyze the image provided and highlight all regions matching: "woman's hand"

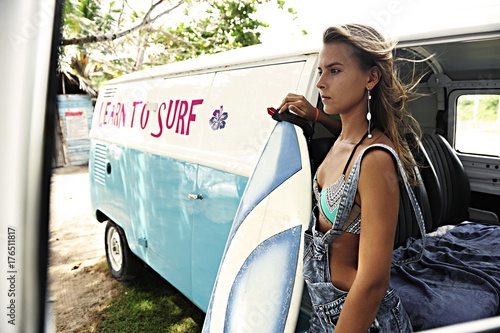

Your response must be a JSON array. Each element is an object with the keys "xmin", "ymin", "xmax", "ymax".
[
  {"xmin": 278, "ymin": 93, "xmax": 317, "ymax": 122},
  {"xmin": 279, "ymin": 93, "xmax": 342, "ymax": 136}
]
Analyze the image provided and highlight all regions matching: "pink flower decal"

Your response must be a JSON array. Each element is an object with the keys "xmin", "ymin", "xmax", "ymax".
[{"xmin": 209, "ymin": 105, "xmax": 228, "ymax": 131}]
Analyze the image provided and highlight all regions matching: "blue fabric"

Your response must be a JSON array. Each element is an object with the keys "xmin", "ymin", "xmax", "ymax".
[
  {"xmin": 304, "ymin": 207, "xmax": 413, "ymax": 332},
  {"xmin": 391, "ymin": 223, "xmax": 500, "ymax": 331}
]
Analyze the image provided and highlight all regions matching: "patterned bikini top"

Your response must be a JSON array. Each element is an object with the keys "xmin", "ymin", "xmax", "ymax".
[
  {"xmin": 312, "ymin": 142, "xmax": 427, "ymax": 266},
  {"xmin": 312, "ymin": 132, "xmax": 369, "ymax": 234}
]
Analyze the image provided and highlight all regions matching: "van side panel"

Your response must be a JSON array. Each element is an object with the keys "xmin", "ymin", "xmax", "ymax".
[
  {"xmin": 191, "ymin": 61, "xmax": 315, "ymax": 309},
  {"xmin": 191, "ymin": 166, "xmax": 248, "ymax": 309},
  {"xmin": 196, "ymin": 61, "xmax": 314, "ymax": 177},
  {"xmin": 131, "ymin": 150, "xmax": 197, "ymax": 296},
  {"xmin": 89, "ymin": 57, "xmax": 318, "ymax": 311},
  {"xmin": 90, "ymin": 73, "xmax": 215, "ymax": 300}
]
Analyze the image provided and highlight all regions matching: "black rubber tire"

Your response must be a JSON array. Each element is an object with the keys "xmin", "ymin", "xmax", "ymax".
[{"xmin": 104, "ymin": 220, "xmax": 140, "ymax": 281}]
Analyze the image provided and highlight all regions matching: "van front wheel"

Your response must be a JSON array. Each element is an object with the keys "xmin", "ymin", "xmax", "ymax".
[{"xmin": 105, "ymin": 221, "xmax": 140, "ymax": 281}]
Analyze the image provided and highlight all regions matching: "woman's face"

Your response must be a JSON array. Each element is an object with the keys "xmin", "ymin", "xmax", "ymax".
[{"xmin": 316, "ymin": 42, "xmax": 371, "ymax": 116}]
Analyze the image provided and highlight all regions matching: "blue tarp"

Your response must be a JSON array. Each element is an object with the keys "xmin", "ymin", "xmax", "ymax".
[{"xmin": 391, "ymin": 223, "xmax": 500, "ymax": 331}]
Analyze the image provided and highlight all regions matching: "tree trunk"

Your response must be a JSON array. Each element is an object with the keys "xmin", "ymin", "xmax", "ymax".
[
  {"xmin": 497, "ymin": 95, "xmax": 500, "ymax": 123},
  {"xmin": 472, "ymin": 95, "xmax": 480, "ymax": 123},
  {"xmin": 134, "ymin": 26, "xmax": 152, "ymax": 72}
]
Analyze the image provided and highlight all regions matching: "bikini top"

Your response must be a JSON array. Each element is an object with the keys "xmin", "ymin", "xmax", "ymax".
[
  {"xmin": 312, "ymin": 132, "xmax": 369, "ymax": 234},
  {"xmin": 313, "ymin": 143, "xmax": 427, "ymax": 266}
]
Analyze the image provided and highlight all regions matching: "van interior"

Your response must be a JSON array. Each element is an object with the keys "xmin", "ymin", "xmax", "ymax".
[{"xmin": 292, "ymin": 29, "xmax": 500, "ymax": 332}]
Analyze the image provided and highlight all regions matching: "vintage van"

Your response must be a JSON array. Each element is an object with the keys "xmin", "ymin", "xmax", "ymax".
[{"xmin": 89, "ymin": 20, "xmax": 500, "ymax": 332}]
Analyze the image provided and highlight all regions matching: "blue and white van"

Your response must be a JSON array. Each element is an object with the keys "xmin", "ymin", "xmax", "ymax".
[{"xmin": 89, "ymin": 19, "xmax": 500, "ymax": 332}]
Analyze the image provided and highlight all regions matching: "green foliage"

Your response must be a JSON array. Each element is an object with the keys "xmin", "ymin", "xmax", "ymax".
[
  {"xmin": 153, "ymin": 1, "xmax": 268, "ymax": 63},
  {"xmin": 457, "ymin": 94, "xmax": 500, "ymax": 122},
  {"xmin": 60, "ymin": 0, "xmax": 299, "ymax": 91},
  {"xmin": 63, "ymin": 0, "xmax": 113, "ymax": 38}
]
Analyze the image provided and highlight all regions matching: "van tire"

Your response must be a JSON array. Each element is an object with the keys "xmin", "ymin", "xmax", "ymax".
[{"xmin": 105, "ymin": 221, "xmax": 140, "ymax": 281}]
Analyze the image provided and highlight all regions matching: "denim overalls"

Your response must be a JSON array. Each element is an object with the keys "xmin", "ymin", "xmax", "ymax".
[{"xmin": 303, "ymin": 144, "xmax": 426, "ymax": 332}]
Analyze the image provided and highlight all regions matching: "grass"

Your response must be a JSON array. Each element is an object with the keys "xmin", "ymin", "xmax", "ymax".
[
  {"xmin": 93, "ymin": 264, "xmax": 205, "ymax": 333},
  {"xmin": 82, "ymin": 259, "xmax": 110, "ymax": 274}
]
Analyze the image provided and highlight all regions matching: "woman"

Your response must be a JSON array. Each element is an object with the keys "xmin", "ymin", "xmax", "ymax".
[{"xmin": 279, "ymin": 24, "xmax": 424, "ymax": 332}]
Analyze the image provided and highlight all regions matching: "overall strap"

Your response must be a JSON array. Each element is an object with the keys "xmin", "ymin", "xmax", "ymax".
[{"xmin": 322, "ymin": 144, "xmax": 426, "ymax": 265}]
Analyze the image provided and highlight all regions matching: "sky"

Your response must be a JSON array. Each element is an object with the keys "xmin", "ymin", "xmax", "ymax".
[
  {"xmin": 255, "ymin": 0, "xmax": 500, "ymax": 44},
  {"xmin": 127, "ymin": 0, "xmax": 500, "ymax": 45}
]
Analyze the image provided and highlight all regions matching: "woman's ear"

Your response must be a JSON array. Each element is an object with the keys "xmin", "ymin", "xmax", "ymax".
[{"xmin": 366, "ymin": 66, "xmax": 381, "ymax": 91}]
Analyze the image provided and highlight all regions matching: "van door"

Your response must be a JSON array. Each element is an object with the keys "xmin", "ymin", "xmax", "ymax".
[
  {"xmin": 191, "ymin": 60, "xmax": 315, "ymax": 310},
  {"xmin": 141, "ymin": 73, "xmax": 214, "ymax": 298}
]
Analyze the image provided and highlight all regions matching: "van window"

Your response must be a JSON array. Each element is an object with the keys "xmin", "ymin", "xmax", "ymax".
[{"xmin": 455, "ymin": 93, "xmax": 500, "ymax": 157}]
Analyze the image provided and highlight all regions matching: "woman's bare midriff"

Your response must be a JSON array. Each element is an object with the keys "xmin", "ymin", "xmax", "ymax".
[{"xmin": 317, "ymin": 217, "xmax": 359, "ymax": 292}]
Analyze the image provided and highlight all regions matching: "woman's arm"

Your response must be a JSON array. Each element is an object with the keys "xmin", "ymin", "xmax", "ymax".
[
  {"xmin": 334, "ymin": 149, "xmax": 400, "ymax": 332},
  {"xmin": 278, "ymin": 93, "xmax": 341, "ymax": 136}
]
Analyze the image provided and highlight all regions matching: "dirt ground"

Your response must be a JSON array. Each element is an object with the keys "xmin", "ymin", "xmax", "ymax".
[{"xmin": 48, "ymin": 165, "xmax": 120, "ymax": 333}]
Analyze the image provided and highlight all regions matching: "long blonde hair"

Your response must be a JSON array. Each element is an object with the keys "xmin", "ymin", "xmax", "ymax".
[{"xmin": 323, "ymin": 24, "xmax": 422, "ymax": 183}]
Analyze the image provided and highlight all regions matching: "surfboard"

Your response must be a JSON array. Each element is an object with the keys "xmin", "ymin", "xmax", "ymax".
[{"xmin": 202, "ymin": 121, "xmax": 312, "ymax": 333}]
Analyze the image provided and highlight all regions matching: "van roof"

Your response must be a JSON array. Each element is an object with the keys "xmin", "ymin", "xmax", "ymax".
[
  {"xmin": 105, "ymin": 19, "xmax": 500, "ymax": 85},
  {"xmin": 106, "ymin": 38, "xmax": 319, "ymax": 84}
]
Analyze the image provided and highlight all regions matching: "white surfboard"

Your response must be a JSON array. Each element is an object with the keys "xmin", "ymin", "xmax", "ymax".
[{"xmin": 202, "ymin": 121, "xmax": 312, "ymax": 333}]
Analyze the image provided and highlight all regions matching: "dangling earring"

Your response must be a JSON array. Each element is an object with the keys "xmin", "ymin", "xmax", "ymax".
[{"xmin": 367, "ymin": 89, "xmax": 373, "ymax": 139}]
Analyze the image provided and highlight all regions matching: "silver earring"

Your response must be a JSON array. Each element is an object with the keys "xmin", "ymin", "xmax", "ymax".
[{"xmin": 367, "ymin": 89, "xmax": 373, "ymax": 139}]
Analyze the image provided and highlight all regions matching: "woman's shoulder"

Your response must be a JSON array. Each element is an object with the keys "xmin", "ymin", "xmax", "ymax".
[
  {"xmin": 360, "ymin": 146, "xmax": 397, "ymax": 169},
  {"xmin": 358, "ymin": 133, "xmax": 398, "ymax": 170},
  {"xmin": 356, "ymin": 141, "xmax": 399, "ymax": 192}
]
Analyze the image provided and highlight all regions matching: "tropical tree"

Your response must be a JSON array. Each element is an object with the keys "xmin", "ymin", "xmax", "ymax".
[{"xmin": 60, "ymin": 0, "xmax": 297, "ymax": 90}]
